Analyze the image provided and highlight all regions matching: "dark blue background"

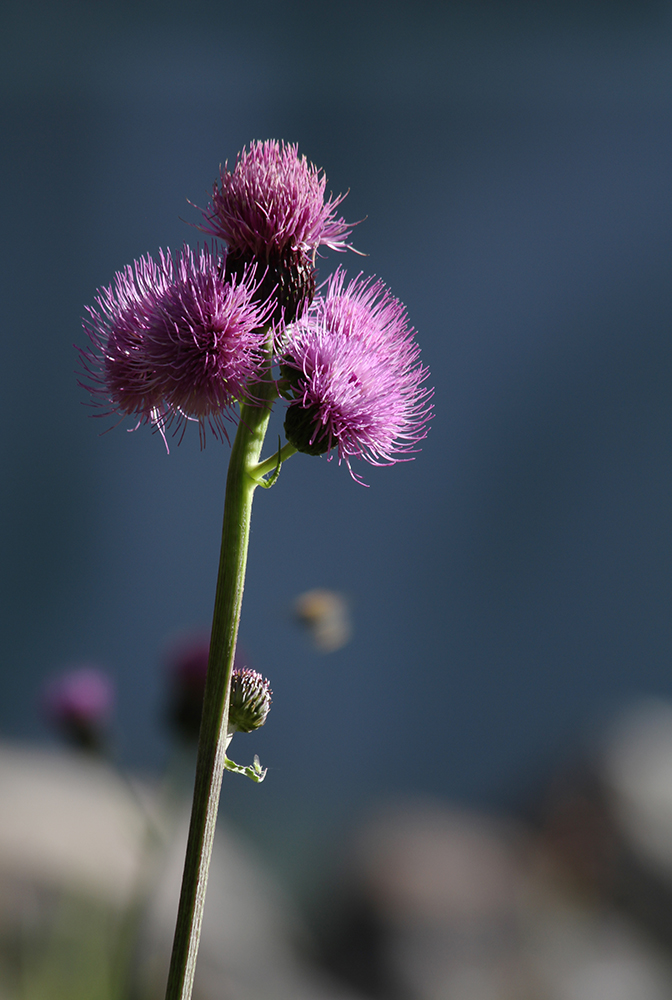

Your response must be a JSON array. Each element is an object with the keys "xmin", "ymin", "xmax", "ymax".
[{"xmin": 3, "ymin": 0, "xmax": 672, "ymax": 879}]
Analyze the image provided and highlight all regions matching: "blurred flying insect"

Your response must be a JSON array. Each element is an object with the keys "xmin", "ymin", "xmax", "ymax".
[{"xmin": 293, "ymin": 589, "xmax": 352, "ymax": 653}]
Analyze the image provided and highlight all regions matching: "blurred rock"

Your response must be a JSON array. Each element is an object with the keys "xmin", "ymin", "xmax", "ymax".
[
  {"xmin": 0, "ymin": 742, "xmax": 360, "ymax": 1000},
  {"xmin": 600, "ymin": 699, "xmax": 672, "ymax": 882},
  {"xmin": 6, "ymin": 721, "xmax": 672, "ymax": 1000},
  {"xmin": 326, "ymin": 802, "xmax": 533, "ymax": 1000},
  {"xmin": 0, "ymin": 743, "xmax": 149, "ymax": 906},
  {"xmin": 319, "ymin": 797, "xmax": 672, "ymax": 1000}
]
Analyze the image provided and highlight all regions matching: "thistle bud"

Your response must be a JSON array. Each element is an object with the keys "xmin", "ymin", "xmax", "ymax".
[
  {"xmin": 284, "ymin": 400, "xmax": 332, "ymax": 456},
  {"xmin": 228, "ymin": 668, "xmax": 272, "ymax": 734}
]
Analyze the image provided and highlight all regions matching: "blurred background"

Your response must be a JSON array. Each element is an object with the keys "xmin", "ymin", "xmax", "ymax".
[{"xmin": 4, "ymin": 1, "xmax": 672, "ymax": 995}]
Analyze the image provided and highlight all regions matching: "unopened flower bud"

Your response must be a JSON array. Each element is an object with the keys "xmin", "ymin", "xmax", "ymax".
[
  {"xmin": 284, "ymin": 400, "xmax": 332, "ymax": 456},
  {"xmin": 228, "ymin": 668, "xmax": 272, "ymax": 734}
]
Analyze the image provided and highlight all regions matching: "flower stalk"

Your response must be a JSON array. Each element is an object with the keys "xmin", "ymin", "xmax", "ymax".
[{"xmin": 164, "ymin": 359, "xmax": 277, "ymax": 1000}]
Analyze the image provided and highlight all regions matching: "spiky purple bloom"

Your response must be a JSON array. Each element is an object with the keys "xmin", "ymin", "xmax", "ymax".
[
  {"xmin": 202, "ymin": 140, "xmax": 354, "ymax": 322},
  {"xmin": 281, "ymin": 270, "xmax": 433, "ymax": 480},
  {"xmin": 205, "ymin": 140, "xmax": 352, "ymax": 259},
  {"xmin": 80, "ymin": 244, "xmax": 273, "ymax": 440},
  {"xmin": 43, "ymin": 667, "xmax": 114, "ymax": 751}
]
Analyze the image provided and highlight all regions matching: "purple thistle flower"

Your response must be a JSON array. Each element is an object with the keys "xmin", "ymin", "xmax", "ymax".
[
  {"xmin": 43, "ymin": 667, "xmax": 114, "ymax": 752},
  {"xmin": 281, "ymin": 269, "xmax": 433, "ymax": 481},
  {"xmin": 80, "ymin": 244, "xmax": 273, "ymax": 442},
  {"xmin": 201, "ymin": 140, "xmax": 355, "ymax": 323},
  {"xmin": 81, "ymin": 252, "xmax": 173, "ymax": 422},
  {"xmin": 204, "ymin": 140, "xmax": 353, "ymax": 259}
]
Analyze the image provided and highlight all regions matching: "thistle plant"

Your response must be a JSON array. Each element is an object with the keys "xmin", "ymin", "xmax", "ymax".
[{"xmin": 79, "ymin": 139, "xmax": 433, "ymax": 1000}]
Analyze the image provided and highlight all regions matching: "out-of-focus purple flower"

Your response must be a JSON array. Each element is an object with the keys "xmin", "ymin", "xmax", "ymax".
[
  {"xmin": 166, "ymin": 634, "xmax": 210, "ymax": 741},
  {"xmin": 80, "ymin": 244, "xmax": 273, "ymax": 441},
  {"xmin": 165, "ymin": 634, "xmax": 253, "ymax": 741},
  {"xmin": 281, "ymin": 269, "xmax": 433, "ymax": 481},
  {"xmin": 202, "ymin": 141, "xmax": 355, "ymax": 323},
  {"xmin": 169, "ymin": 635, "xmax": 212, "ymax": 690},
  {"xmin": 43, "ymin": 667, "xmax": 114, "ymax": 752}
]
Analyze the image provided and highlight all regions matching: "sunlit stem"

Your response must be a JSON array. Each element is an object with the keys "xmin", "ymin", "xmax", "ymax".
[
  {"xmin": 249, "ymin": 441, "xmax": 297, "ymax": 483},
  {"xmin": 164, "ymin": 366, "xmax": 277, "ymax": 1000}
]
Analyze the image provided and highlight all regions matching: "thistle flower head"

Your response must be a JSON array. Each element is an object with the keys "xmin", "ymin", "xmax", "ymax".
[
  {"xmin": 80, "ymin": 244, "xmax": 273, "ymax": 441},
  {"xmin": 43, "ymin": 667, "xmax": 114, "ymax": 752},
  {"xmin": 202, "ymin": 141, "xmax": 355, "ymax": 323},
  {"xmin": 281, "ymin": 270, "xmax": 433, "ymax": 480},
  {"xmin": 228, "ymin": 668, "xmax": 272, "ymax": 734},
  {"xmin": 81, "ymin": 253, "xmax": 172, "ymax": 421}
]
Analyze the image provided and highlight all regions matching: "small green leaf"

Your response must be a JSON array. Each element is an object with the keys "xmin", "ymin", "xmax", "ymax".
[{"xmin": 224, "ymin": 754, "xmax": 267, "ymax": 783}]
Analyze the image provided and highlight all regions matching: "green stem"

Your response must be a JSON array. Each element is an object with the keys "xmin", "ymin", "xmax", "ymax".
[
  {"xmin": 249, "ymin": 441, "xmax": 297, "ymax": 483},
  {"xmin": 164, "ymin": 377, "xmax": 277, "ymax": 1000}
]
